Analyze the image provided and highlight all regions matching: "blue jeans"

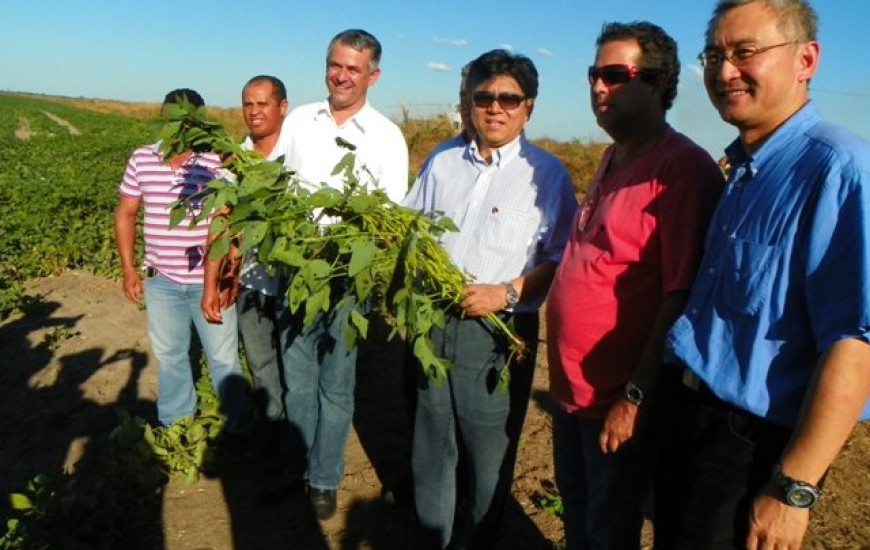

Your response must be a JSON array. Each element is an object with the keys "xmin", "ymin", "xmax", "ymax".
[
  {"xmin": 237, "ymin": 287, "xmax": 285, "ymax": 422},
  {"xmin": 412, "ymin": 313, "xmax": 538, "ymax": 549},
  {"xmin": 144, "ymin": 274, "xmax": 249, "ymax": 433},
  {"xmin": 279, "ymin": 302, "xmax": 357, "ymax": 490},
  {"xmin": 552, "ymin": 409, "xmax": 647, "ymax": 550}
]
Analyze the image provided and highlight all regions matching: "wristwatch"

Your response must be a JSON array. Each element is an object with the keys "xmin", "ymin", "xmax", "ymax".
[
  {"xmin": 623, "ymin": 381, "xmax": 644, "ymax": 406},
  {"xmin": 504, "ymin": 282, "xmax": 520, "ymax": 308},
  {"xmin": 771, "ymin": 464, "xmax": 822, "ymax": 508}
]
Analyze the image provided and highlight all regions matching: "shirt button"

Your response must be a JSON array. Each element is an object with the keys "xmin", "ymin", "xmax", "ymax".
[
  {"xmin": 691, "ymin": 308, "xmax": 698, "ymax": 315},
  {"xmin": 708, "ymin": 267, "xmax": 715, "ymax": 274},
  {"xmin": 721, "ymin": 224, "xmax": 727, "ymax": 232}
]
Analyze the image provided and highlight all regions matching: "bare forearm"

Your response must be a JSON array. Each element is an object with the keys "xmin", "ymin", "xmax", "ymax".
[
  {"xmin": 779, "ymin": 338, "xmax": 870, "ymax": 484},
  {"xmin": 114, "ymin": 207, "xmax": 138, "ymax": 271},
  {"xmin": 511, "ymin": 261, "xmax": 558, "ymax": 304}
]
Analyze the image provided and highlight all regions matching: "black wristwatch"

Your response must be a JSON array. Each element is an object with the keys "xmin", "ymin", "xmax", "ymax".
[
  {"xmin": 771, "ymin": 464, "xmax": 822, "ymax": 508},
  {"xmin": 504, "ymin": 282, "xmax": 520, "ymax": 308},
  {"xmin": 623, "ymin": 381, "xmax": 644, "ymax": 406}
]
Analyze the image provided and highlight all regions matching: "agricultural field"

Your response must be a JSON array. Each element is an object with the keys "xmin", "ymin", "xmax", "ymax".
[{"xmin": 0, "ymin": 93, "xmax": 867, "ymax": 549}]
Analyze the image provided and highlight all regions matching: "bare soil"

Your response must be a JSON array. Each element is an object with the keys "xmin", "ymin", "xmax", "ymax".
[{"xmin": 1, "ymin": 271, "xmax": 867, "ymax": 549}]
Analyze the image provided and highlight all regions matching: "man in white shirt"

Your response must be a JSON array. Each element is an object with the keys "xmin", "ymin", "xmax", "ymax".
[
  {"xmin": 202, "ymin": 75, "xmax": 289, "ymax": 465},
  {"xmin": 275, "ymin": 28, "xmax": 409, "ymax": 520}
]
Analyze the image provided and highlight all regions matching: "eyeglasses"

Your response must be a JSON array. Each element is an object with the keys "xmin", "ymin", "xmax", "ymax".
[
  {"xmin": 470, "ymin": 91, "xmax": 527, "ymax": 110},
  {"xmin": 587, "ymin": 64, "xmax": 657, "ymax": 86},
  {"xmin": 697, "ymin": 41, "xmax": 800, "ymax": 68}
]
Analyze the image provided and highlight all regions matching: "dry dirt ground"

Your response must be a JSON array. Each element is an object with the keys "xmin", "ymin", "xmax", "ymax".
[{"xmin": 1, "ymin": 271, "xmax": 868, "ymax": 549}]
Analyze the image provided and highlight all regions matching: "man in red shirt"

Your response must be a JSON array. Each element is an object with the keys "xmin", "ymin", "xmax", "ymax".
[{"xmin": 546, "ymin": 22, "xmax": 723, "ymax": 549}]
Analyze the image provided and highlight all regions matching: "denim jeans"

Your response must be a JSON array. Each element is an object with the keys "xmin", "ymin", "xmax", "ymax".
[
  {"xmin": 552, "ymin": 409, "xmax": 647, "ymax": 550},
  {"xmin": 654, "ymin": 380, "xmax": 793, "ymax": 550},
  {"xmin": 412, "ymin": 312, "xmax": 538, "ymax": 549},
  {"xmin": 279, "ymin": 302, "xmax": 357, "ymax": 490},
  {"xmin": 237, "ymin": 287, "xmax": 285, "ymax": 422},
  {"xmin": 144, "ymin": 274, "xmax": 249, "ymax": 433}
]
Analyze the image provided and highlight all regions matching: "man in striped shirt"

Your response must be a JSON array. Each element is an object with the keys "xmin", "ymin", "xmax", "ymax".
[{"xmin": 114, "ymin": 88, "xmax": 249, "ymax": 436}]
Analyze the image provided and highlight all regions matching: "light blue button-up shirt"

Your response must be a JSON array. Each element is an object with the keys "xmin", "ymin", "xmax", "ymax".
[
  {"xmin": 666, "ymin": 103, "xmax": 870, "ymax": 426},
  {"xmin": 403, "ymin": 133, "xmax": 577, "ymax": 313}
]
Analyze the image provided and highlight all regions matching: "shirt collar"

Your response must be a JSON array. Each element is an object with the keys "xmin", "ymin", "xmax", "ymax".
[
  {"xmin": 468, "ymin": 132, "xmax": 524, "ymax": 167},
  {"xmin": 313, "ymin": 99, "xmax": 371, "ymax": 134},
  {"xmin": 725, "ymin": 102, "xmax": 819, "ymax": 177}
]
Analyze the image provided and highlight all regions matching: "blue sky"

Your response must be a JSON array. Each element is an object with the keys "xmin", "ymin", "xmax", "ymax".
[{"xmin": 2, "ymin": 0, "xmax": 869, "ymax": 156}]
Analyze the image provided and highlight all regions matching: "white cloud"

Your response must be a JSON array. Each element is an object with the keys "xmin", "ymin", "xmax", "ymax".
[
  {"xmin": 428, "ymin": 61, "xmax": 450, "ymax": 72},
  {"xmin": 432, "ymin": 35, "xmax": 468, "ymax": 46},
  {"xmin": 537, "ymin": 47, "xmax": 554, "ymax": 57},
  {"xmin": 500, "ymin": 43, "xmax": 514, "ymax": 51}
]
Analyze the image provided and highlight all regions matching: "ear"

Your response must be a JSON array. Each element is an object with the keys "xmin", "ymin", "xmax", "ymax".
[
  {"xmin": 797, "ymin": 40, "xmax": 820, "ymax": 84},
  {"xmin": 280, "ymin": 99, "xmax": 289, "ymax": 118},
  {"xmin": 525, "ymin": 98, "xmax": 535, "ymax": 121},
  {"xmin": 368, "ymin": 67, "xmax": 382, "ymax": 87}
]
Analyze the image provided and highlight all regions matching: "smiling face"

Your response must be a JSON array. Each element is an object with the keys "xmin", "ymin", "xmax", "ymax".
[
  {"xmin": 704, "ymin": 1, "xmax": 819, "ymax": 147},
  {"xmin": 242, "ymin": 80, "xmax": 287, "ymax": 142},
  {"xmin": 470, "ymin": 73, "xmax": 532, "ymax": 159},
  {"xmin": 325, "ymin": 43, "xmax": 380, "ymax": 121}
]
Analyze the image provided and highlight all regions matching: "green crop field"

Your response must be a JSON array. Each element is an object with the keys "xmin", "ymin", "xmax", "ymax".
[{"xmin": 0, "ymin": 93, "xmax": 161, "ymax": 318}]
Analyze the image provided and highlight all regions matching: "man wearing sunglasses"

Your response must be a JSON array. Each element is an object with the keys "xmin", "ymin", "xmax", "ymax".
[
  {"xmin": 404, "ymin": 49, "xmax": 576, "ymax": 549},
  {"xmin": 546, "ymin": 22, "xmax": 723, "ymax": 549},
  {"xmin": 661, "ymin": 1, "xmax": 870, "ymax": 549}
]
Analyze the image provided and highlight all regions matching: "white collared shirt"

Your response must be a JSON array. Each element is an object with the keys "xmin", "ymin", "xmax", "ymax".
[
  {"xmin": 403, "ymin": 133, "xmax": 577, "ymax": 312},
  {"xmin": 277, "ymin": 100, "xmax": 409, "ymax": 203}
]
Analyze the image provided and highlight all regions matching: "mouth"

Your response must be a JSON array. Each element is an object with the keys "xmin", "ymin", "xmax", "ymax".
[{"xmin": 717, "ymin": 88, "xmax": 750, "ymax": 99}]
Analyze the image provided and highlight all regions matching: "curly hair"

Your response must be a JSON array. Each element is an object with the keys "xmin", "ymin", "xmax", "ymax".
[{"xmin": 596, "ymin": 21, "xmax": 680, "ymax": 111}]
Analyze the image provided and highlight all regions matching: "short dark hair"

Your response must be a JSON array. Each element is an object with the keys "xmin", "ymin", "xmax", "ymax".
[
  {"xmin": 162, "ymin": 88, "xmax": 204, "ymax": 108},
  {"xmin": 707, "ymin": 0, "xmax": 817, "ymax": 43},
  {"xmin": 596, "ymin": 21, "xmax": 680, "ymax": 111},
  {"xmin": 466, "ymin": 49, "xmax": 539, "ymax": 99},
  {"xmin": 327, "ymin": 29, "xmax": 382, "ymax": 72},
  {"xmin": 243, "ymin": 75, "xmax": 287, "ymax": 102}
]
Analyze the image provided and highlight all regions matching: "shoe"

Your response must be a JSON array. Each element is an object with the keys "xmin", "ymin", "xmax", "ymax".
[{"xmin": 309, "ymin": 488, "xmax": 337, "ymax": 520}]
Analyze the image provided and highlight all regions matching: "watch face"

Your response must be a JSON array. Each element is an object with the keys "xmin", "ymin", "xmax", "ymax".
[{"xmin": 786, "ymin": 485, "xmax": 818, "ymax": 508}]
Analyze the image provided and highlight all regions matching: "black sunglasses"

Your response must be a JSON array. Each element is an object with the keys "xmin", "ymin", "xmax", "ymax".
[
  {"xmin": 587, "ymin": 64, "xmax": 658, "ymax": 86},
  {"xmin": 470, "ymin": 91, "xmax": 527, "ymax": 111}
]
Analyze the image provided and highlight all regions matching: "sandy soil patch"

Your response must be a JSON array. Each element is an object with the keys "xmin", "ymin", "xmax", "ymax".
[{"xmin": 41, "ymin": 110, "xmax": 82, "ymax": 136}]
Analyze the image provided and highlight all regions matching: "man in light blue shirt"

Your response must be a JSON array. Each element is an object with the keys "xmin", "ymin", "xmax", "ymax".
[
  {"xmin": 661, "ymin": 1, "xmax": 870, "ymax": 548},
  {"xmin": 404, "ymin": 49, "xmax": 577, "ymax": 549}
]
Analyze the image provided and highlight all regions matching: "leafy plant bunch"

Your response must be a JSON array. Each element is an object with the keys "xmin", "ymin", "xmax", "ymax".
[{"xmin": 158, "ymin": 100, "xmax": 525, "ymax": 386}]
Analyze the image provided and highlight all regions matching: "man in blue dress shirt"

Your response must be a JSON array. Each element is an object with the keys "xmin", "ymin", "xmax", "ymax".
[{"xmin": 662, "ymin": 1, "xmax": 870, "ymax": 549}]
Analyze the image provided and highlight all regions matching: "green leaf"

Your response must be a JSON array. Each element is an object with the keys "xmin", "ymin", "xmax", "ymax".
[
  {"xmin": 330, "ymin": 152, "xmax": 355, "ymax": 177},
  {"xmin": 350, "ymin": 309, "xmax": 369, "ymax": 339},
  {"xmin": 168, "ymin": 203, "xmax": 187, "ymax": 229},
  {"xmin": 8, "ymin": 493, "xmax": 32, "ymax": 511},
  {"xmin": 348, "ymin": 239, "xmax": 378, "ymax": 277},
  {"xmin": 239, "ymin": 221, "xmax": 268, "ymax": 253}
]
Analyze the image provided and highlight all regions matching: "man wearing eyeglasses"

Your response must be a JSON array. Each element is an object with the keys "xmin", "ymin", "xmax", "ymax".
[
  {"xmin": 545, "ymin": 22, "xmax": 723, "ymax": 549},
  {"xmin": 404, "ymin": 49, "xmax": 576, "ymax": 549},
  {"xmin": 661, "ymin": 1, "xmax": 870, "ymax": 549}
]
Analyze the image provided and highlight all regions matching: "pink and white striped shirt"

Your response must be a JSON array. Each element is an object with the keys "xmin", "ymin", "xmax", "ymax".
[{"xmin": 119, "ymin": 143, "xmax": 222, "ymax": 285}]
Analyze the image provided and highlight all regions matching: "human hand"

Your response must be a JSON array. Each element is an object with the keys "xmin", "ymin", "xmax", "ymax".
[
  {"xmin": 218, "ymin": 272, "xmax": 240, "ymax": 309},
  {"xmin": 201, "ymin": 281, "xmax": 224, "ymax": 323},
  {"xmin": 599, "ymin": 397, "xmax": 639, "ymax": 454},
  {"xmin": 460, "ymin": 284, "xmax": 507, "ymax": 317},
  {"xmin": 746, "ymin": 489, "xmax": 809, "ymax": 550},
  {"xmin": 122, "ymin": 268, "xmax": 143, "ymax": 304}
]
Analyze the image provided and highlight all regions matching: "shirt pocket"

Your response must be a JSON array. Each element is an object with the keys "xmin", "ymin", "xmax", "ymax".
[
  {"xmin": 483, "ymin": 206, "xmax": 536, "ymax": 258},
  {"xmin": 720, "ymin": 237, "xmax": 779, "ymax": 315}
]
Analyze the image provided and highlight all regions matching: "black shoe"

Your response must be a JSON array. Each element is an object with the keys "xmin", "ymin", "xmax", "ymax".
[{"xmin": 309, "ymin": 488, "xmax": 337, "ymax": 520}]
